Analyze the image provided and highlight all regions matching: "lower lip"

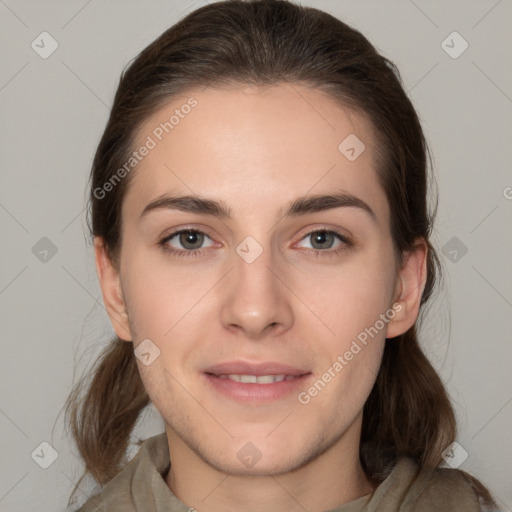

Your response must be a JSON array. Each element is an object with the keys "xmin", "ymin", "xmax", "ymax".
[{"xmin": 203, "ymin": 373, "xmax": 312, "ymax": 403}]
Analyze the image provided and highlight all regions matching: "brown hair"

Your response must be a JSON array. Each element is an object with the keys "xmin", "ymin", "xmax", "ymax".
[{"xmin": 65, "ymin": 0, "xmax": 498, "ymax": 507}]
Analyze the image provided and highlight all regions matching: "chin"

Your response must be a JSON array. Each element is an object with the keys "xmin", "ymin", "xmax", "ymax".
[
  {"xmin": 207, "ymin": 450, "xmax": 306, "ymax": 477},
  {"xmin": 200, "ymin": 429, "xmax": 325, "ymax": 477}
]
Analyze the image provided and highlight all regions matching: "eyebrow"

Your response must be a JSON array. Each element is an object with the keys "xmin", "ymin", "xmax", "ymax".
[{"xmin": 139, "ymin": 192, "xmax": 376, "ymax": 223}]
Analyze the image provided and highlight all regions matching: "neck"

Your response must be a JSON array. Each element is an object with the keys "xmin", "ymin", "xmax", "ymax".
[{"xmin": 164, "ymin": 416, "xmax": 375, "ymax": 512}]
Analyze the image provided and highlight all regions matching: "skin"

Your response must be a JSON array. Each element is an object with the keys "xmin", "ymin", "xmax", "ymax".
[{"xmin": 94, "ymin": 82, "xmax": 427, "ymax": 512}]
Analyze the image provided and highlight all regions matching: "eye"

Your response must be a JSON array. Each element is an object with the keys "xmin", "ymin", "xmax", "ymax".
[
  {"xmin": 158, "ymin": 227, "xmax": 352, "ymax": 258},
  {"xmin": 159, "ymin": 229, "xmax": 215, "ymax": 257},
  {"xmin": 296, "ymin": 229, "xmax": 352, "ymax": 254}
]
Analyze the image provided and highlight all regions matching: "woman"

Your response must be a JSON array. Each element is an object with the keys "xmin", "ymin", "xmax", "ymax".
[{"xmin": 65, "ymin": 0, "xmax": 500, "ymax": 510}]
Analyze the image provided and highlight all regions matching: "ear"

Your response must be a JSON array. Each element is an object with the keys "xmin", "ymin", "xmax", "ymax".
[
  {"xmin": 386, "ymin": 239, "xmax": 428, "ymax": 339},
  {"xmin": 94, "ymin": 237, "xmax": 132, "ymax": 341}
]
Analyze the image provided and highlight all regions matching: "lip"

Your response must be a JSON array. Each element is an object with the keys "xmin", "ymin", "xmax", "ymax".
[
  {"xmin": 202, "ymin": 360, "xmax": 312, "ymax": 403},
  {"xmin": 204, "ymin": 360, "xmax": 309, "ymax": 376}
]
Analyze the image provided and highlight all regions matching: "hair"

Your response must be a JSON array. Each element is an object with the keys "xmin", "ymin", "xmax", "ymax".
[{"xmin": 65, "ymin": 0, "xmax": 498, "ymax": 507}]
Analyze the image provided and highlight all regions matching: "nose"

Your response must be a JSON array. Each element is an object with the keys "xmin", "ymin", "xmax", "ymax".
[{"xmin": 219, "ymin": 241, "xmax": 294, "ymax": 340}]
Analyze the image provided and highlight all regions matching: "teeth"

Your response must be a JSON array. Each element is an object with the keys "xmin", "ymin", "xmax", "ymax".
[
  {"xmin": 223, "ymin": 374, "xmax": 289, "ymax": 384},
  {"xmin": 256, "ymin": 375, "xmax": 283, "ymax": 384}
]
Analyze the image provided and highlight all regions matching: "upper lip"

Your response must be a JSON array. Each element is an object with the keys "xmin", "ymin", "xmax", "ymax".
[{"xmin": 204, "ymin": 361, "xmax": 310, "ymax": 376}]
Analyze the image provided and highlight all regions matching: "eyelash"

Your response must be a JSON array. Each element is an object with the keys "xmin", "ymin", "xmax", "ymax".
[{"xmin": 158, "ymin": 228, "xmax": 353, "ymax": 258}]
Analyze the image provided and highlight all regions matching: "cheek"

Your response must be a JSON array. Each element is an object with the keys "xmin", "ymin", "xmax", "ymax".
[
  {"xmin": 307, "ymin": 251, "xmax": 393, "ymax": 412},
  {"xmin": 314, "ymin": 339, "xmax": 385, "ymax": 426},
  {"xmin": 296, "ymin": 251, "xmax": 396, "ymax": 344},
  {"xmin": 121, "ymin": 251, "xmax": 209, "ymax": 339}
]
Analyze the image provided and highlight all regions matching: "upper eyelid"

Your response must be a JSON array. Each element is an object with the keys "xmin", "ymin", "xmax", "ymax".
[
  {"xmin": 296, "ymin": 224, "xmax": 351, "ymax": 239},
  {"xmin": 162, "ymin": 228, "xmax": 215, "ymax": 245},
  {"xmin": 162, "ymin": 225, "xmax": 214, "ymax": 240}
]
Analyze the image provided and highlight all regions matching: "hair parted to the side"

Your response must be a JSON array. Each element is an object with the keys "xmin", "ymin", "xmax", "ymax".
[{"xmin": 65, "ymin": 0, "xmax": 498, "ymax": 507}]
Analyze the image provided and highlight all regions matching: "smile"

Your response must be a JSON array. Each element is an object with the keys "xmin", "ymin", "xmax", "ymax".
[{"xmin": 216, "ymin": 374, "xmax": 300, "ymax": 383}]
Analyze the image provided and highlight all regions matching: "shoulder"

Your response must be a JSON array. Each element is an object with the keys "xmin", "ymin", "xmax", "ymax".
[
  {"xmin": 426, "ymin": 464, "xmax": 499, "ymax": 511},
  {"xmin": 75, "ymin": 433, "xmax": 170, "ymax": 512},
  {"xmin": 386, "ymin": 456, "xmax": 499, "ymax": 512}
]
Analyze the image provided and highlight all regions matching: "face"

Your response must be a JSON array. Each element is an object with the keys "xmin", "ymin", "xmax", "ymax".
[{"xmin": 107, "ymin": 83, "xmax": 407, "ymax": 476}]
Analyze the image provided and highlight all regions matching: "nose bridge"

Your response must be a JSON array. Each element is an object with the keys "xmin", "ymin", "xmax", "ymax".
[{"xmin": 219, "ymin": 235, "xmax": 293, "ymax": 338}]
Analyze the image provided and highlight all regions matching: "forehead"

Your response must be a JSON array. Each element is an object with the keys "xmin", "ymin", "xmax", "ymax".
[{"xmin": 123, "ymin": 83, "xmax": 389, "ymax": 227}]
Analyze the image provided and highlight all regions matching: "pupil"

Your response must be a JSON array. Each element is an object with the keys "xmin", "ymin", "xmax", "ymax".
[
  {"xmin": 181, "ymin": 231, "xmax": 203, "ymax": 249},
  {"xmin": 313, "ymin": 231, "xmax": 332, "ymax": 249}
]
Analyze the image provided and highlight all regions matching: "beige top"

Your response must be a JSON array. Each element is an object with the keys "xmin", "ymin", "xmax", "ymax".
[{"xmin": 76, "ymin": 433, "xmax": 492, "ymax": 512}]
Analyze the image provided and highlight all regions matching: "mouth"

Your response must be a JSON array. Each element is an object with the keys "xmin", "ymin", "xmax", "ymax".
[
  {"xmin": 202, "ymin": 361, "xmax": 312, "ymax": 403},
  {"xmin": 213, "ymin": 374, "xmax": 300, "ymax": 383}
]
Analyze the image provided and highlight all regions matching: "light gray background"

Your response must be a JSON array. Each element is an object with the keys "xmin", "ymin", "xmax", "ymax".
[{"xmin": 1, "ymin": 1, "xmax": 511, "ymax": 511}]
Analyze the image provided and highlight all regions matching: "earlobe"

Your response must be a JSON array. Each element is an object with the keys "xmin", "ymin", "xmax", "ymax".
[
  {"xmin": 386, "ymin": 240, "xmax": 428, "ymax": 339},
  {"xmin": 94, "ymin": 237, "xmax": 132, "ymax": 341}
]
